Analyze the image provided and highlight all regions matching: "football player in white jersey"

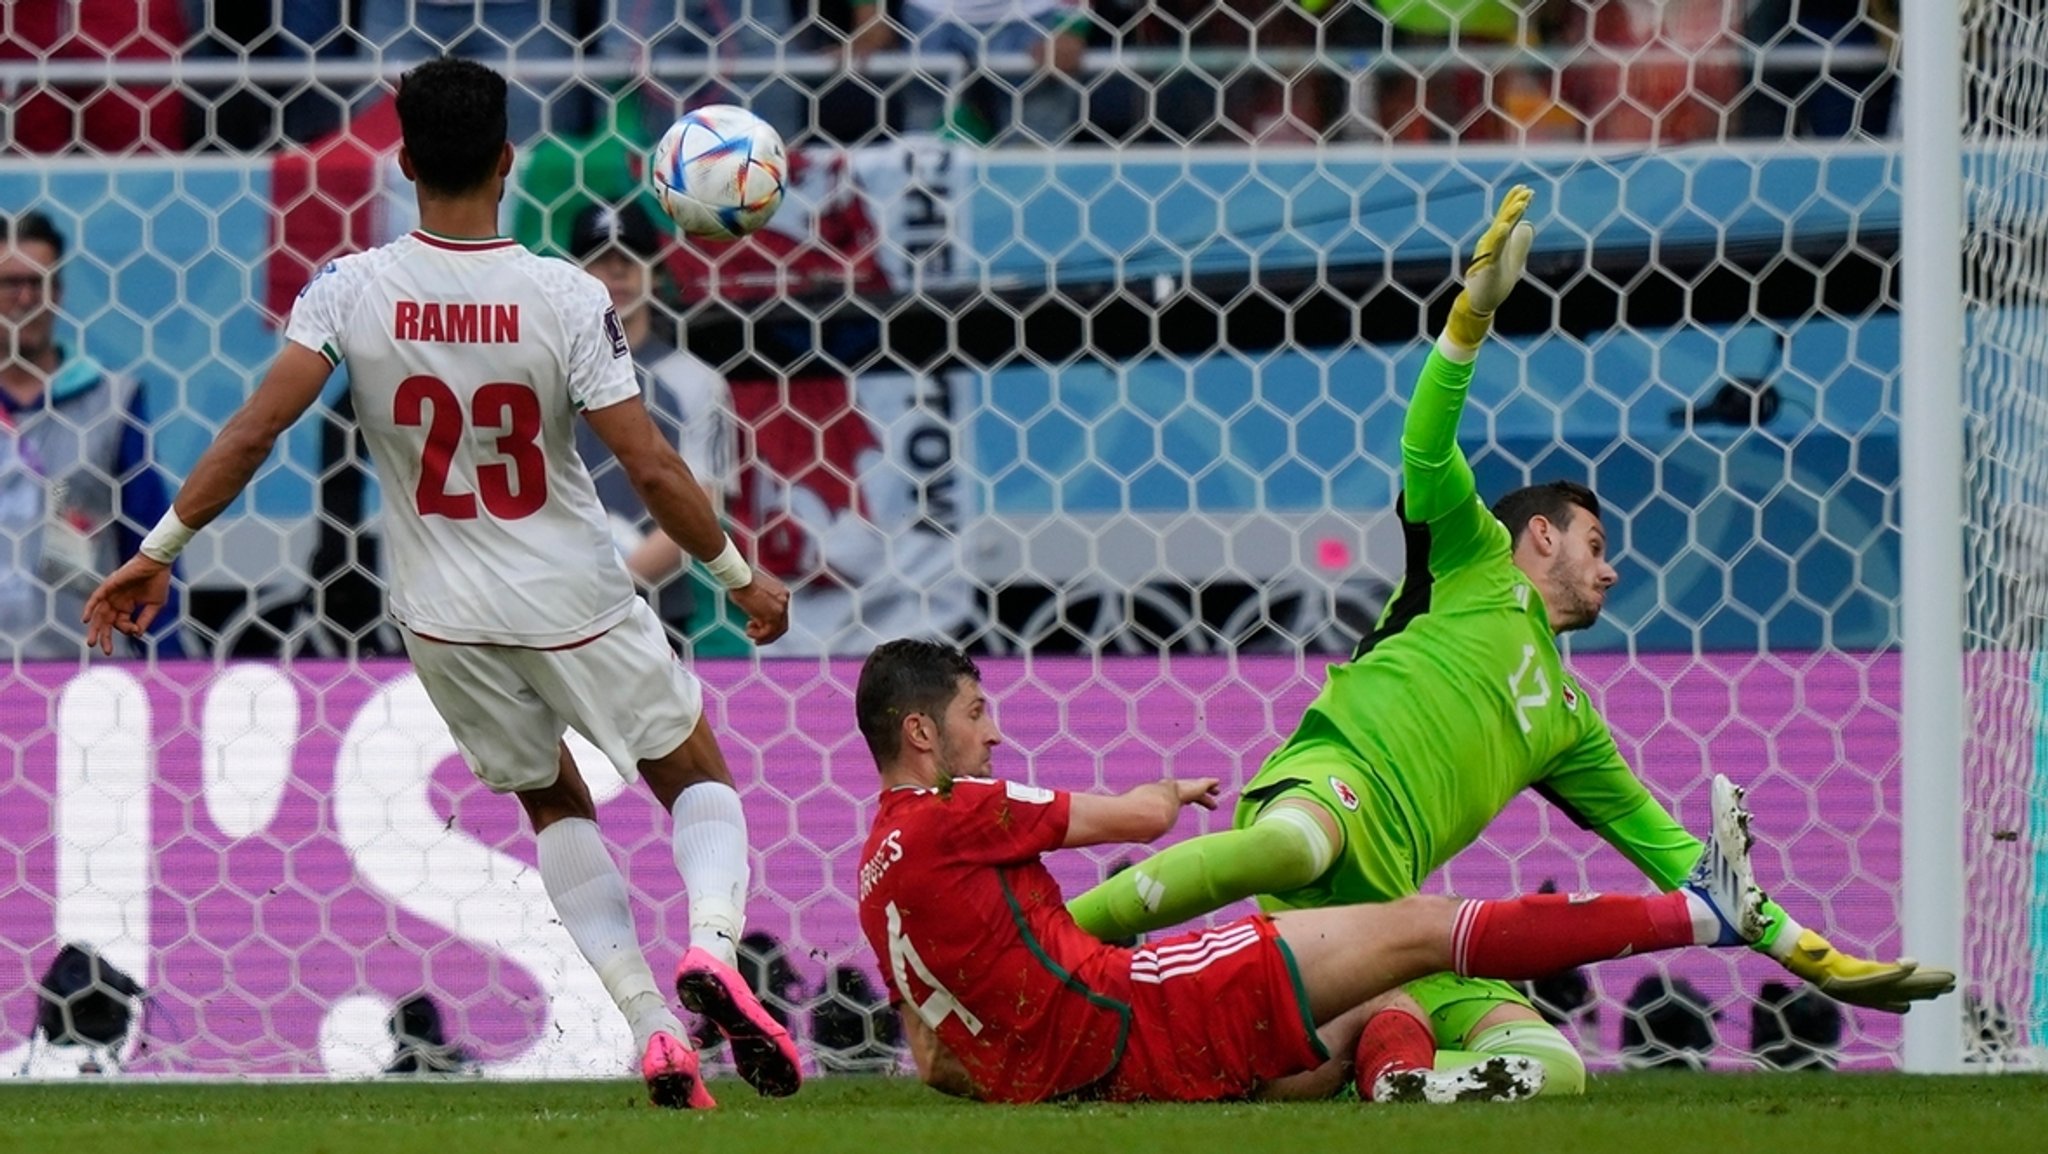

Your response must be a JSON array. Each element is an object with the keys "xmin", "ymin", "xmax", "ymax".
[{"xmin": 83, "ymin": 58, "xmax": 796, "ymax": 1110}]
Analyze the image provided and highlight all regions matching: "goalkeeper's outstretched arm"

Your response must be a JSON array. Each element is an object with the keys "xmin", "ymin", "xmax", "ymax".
[
  {"xmin": 1066, "ymin": 191, "xmax": 1545, "ymax": 944},
  {"xmin": 1604, "ymin": 810, "xmax": 1957, "ymax": 1012},
  {"xmin": 1559, "ymin": 752, "xmax": 1957, "ymax": 1014},
  {"xmin": 1401, "ymin": 185, "xmax": 1535, "ymax": 524}
]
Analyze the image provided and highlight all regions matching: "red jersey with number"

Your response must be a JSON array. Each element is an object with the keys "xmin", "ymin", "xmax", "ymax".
[
  {"xmin": 857, "ymin": 778, "xmax": 1131, "ymax": 1103},
  {"xmin": 284, "ymin": 232, "xmax": 640, "ymax": 646}
]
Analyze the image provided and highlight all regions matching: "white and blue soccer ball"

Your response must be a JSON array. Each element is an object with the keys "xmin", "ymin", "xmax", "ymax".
[{"xmin": 650, "ymin": 105, "xmax": 787, "ymax": 242}]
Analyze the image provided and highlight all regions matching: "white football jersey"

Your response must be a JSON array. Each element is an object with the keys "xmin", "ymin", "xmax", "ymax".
[{"xmin": 285, "ymin": 230, "xmax": 642, "ymax": 648}]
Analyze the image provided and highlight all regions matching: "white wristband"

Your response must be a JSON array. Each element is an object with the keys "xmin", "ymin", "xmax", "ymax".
[
  {"xmin": 138, "ymin": 508, "xmax": 195, "ymax": 565},
  {"xmin": 704, "ymin": 536, "xmax": 753, "ymax": 590}
]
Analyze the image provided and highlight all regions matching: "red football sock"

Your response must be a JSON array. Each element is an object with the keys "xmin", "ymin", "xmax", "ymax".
[
  {"xmin": 1452, "ymin": 891, "xmax": 1699, "ymax": 980},
  {"xmin": 1355, "ymin": 1008, "xmax": 1435, "ymax": 1100}
]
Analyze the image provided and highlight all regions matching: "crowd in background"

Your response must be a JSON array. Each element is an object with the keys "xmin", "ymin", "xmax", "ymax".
[
  {"xmin": 0, "ymin": 0, "xmax": 1903, "ymax": 662},
  {"xmin": 0, "ymin": 1, "xmax": 1901, "ymax": 153}
]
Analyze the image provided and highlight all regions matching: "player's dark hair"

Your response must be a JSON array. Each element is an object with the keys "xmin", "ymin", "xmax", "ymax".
[
  {"xmin": 0, "ymin": 209, "xmax": 65, "ymax": 263},
  {"xmin": 857, "ymin": 639, "xmax": 982, "ymax": 766},
  {"xmin": 395, "ymin": 57, "xmax": 508, "ymax": 196},
  {"xmin": 1, "ymin": 209, "xmax": 66, "ymax": 292},
  {"xmin": 1491, "ymin": 480, "xmax": 1601, "ymax": 546}
]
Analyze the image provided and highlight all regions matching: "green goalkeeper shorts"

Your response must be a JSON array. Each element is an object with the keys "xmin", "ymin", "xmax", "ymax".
[
  {"xmin": 1232, "ymin": 744, "xmax": 1538, "ymax": 1046},
  {"xmin": 1402, "ymin": 972, "xmax": 1539, "ymax": 1048},
  {"xmin": 1232, "ymin": 742, "xmax": 1420, "ymax": 910}
]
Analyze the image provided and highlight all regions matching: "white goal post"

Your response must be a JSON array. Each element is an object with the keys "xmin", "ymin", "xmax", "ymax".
[{"xmin": 1899, "ymin": 0, "xmax": 1965, "ymax": 1076}]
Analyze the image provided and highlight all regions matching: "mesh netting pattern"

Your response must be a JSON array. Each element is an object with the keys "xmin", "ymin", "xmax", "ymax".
[{"xmin": 0, "ymin": 0, "xmax": 2029, "ymax": 1080}]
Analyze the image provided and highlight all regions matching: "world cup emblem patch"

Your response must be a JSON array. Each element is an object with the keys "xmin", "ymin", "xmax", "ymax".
[{"xmin": 603, "ymin": 306, "xmax": 629, "ymax": 359}]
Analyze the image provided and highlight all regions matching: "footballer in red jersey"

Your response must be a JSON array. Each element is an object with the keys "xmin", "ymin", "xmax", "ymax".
[{"xmin": 854, "ymin": 639, "xmax": 1781, "ymax": 1104}]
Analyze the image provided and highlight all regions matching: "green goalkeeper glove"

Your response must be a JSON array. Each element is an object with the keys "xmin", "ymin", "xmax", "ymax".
[
  {"xmin": 1771, "ymin": 926, "xmax": 1957, "ymax": 1014},
  {"xmin": 1446, "ymin": 183, "xmax": 1537, "ymax": 350}
]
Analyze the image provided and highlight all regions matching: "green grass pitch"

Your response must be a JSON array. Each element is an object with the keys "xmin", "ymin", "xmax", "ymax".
[{"xmin": 5, "ymin": 1073, "xmax": 2043, "ymax": 1154}]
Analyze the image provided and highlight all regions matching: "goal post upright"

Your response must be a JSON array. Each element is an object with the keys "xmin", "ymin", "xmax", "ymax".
[{"xmin": 1899, "ymin": 0, "xmax": 1968, "ymax": 1075}]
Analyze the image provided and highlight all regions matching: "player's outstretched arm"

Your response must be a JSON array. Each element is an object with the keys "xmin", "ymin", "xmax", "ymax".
[
  {"xmin": 1445, "ymin": 184, "xmax": 1535, "ymax": 353},
  {"xmin": 1062, "ymin": 778, "xmax": 1220, "ymax": 849},
  {"xmin": 584, "ymin": 395, "xmax": 790, "ymax": 644},
  {"xmin": 1607, "ymin": 771, "xmax": 1958, "ymax": 1012},
  {"xmin": 1766, "ymin": 922, "xmax": 1957, "ymax": 1013},
  {"xmin": 1401, "ymin": 185, "xmax": 1535, "ymax": 523},
  {"xmin": 1552, "ymin": 746, "xmax": 1956, "ymax": 1013},
  {"xmin": 1619, "ymin": 804, "xmax": 1958, "ymax": 1012},
  {"xmin": 84, "ymin": 341, "xmax": 334, "ymax": 654}
]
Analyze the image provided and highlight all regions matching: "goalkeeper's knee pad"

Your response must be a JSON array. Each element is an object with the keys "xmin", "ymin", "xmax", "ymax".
[{"xmin": 1243, "ymin": 805, "xmax": 1338, "ymax": 892}]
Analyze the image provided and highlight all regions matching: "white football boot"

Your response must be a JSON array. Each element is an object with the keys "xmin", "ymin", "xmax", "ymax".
[
  {"xmin": 1370, "ymin": 1055, "xmax": 1547, "ymax": 1104},
  {"xmin": 1682, "ymin": 773, "xmax": 1769, "ymax": 947}
]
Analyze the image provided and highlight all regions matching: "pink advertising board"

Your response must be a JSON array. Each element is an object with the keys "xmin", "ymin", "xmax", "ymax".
[{"xmin": 0, "ymin": 653, "xmax": 1938, "ymax": 1075}]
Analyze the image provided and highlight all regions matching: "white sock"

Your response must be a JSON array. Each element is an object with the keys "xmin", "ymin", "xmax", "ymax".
[
  {"xmin": 672, "ymin": 783, "xmax": 750, "ymax": 967},
  {"xmin": 538, "ymin": 817, "xmax": 684, "ymax": 1053},
  {"xmin": 1762, "ymin": 910, "xmax": 1808, "ymax": 961}
]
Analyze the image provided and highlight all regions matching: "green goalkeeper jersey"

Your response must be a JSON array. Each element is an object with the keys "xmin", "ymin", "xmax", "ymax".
[{"xmin": 1248, "ymin": 345, "xmax": 1706, "ymax": 896}]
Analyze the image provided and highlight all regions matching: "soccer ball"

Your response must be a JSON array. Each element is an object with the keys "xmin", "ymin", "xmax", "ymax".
[{"xmin": 650, "ymin": 105, "xmax": 787, "ymax": 242}]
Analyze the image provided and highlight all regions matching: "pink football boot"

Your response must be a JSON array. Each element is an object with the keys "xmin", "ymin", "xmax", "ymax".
[
  {"xmin": 674, "ymin": 946, "xmax": 803, "ymax": 1097},
  {"xmin": 641, "ymin": 1029, "xmax": 716, "ymax": 1110}
]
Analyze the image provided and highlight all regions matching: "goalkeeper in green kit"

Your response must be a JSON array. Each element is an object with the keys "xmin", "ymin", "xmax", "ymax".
[{"xmin": 1067, "ymin": 186, "xmax": 1955, "ymax": 1102}]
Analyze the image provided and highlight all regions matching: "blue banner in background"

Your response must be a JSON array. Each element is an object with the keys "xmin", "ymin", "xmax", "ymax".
[{"xmin": 958, "ymin": 146, "xmax": 1898, "ymax": 291}]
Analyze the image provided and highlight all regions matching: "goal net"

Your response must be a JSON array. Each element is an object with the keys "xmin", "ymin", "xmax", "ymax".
[
  {"xmin": 0, "ymin": 0, "xmax": 2020, "ymax": 1079},
  {"xmin": 1961, "ymin": 0, "xmax": 2048, "ymax": 1070}
]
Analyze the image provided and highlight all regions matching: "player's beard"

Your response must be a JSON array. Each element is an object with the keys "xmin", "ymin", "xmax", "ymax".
[
  {"xmin": 929, "ymin": 721, "xmax": 960, "ymax": 791},
  {"xmin": 929, "ymin": 721, "xmax": 986, "ymax": 789},
  {"xmin": 1545, "ymin": 554, "xmax": 1605, "ymax": 633}
]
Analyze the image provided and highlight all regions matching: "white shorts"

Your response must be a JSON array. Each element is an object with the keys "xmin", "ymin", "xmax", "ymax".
[{"xmin": 401, "ymin": 599, "xmax": 705, "ymax": 793}]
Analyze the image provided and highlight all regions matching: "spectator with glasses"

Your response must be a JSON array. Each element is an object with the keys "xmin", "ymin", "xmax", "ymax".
[{"xmin": 0, "ymin": 210, "xmax": 181, "ymax": 659}]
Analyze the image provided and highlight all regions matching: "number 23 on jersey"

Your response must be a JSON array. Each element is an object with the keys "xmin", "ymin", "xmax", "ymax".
[{"xmin": 395, "ymin": 374, "xmax": 547, "ymax": 520}]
